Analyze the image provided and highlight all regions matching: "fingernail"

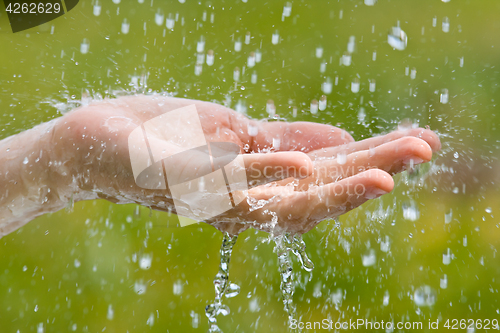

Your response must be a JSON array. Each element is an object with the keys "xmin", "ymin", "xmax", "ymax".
[
  {"xmin": 403, "ymin": 157, "xmax": 424, "ymax": 166},
  {"xmin": 365, "ymin": 187, "xmax": 389, "ymax": 199}
]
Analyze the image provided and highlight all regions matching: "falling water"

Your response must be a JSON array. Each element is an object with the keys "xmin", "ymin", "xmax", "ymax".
[
  {"xmin": 205, "ymin": 232, "xmax": 239, "ymax": 333},
  {"xmin": 273, "ymin": 233, "xmax": 314, "ymax": 332}
]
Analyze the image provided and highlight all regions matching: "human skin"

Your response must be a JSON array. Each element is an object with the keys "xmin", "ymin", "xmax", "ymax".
[{"xmin": 0, "ymin": 95, "xmax": 441, "ymax": 237}]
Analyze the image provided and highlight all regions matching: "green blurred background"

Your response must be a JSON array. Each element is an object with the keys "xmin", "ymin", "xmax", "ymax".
[{"xmin": 1, "ymin": 0, "xmax": 500, "ymax": 332}]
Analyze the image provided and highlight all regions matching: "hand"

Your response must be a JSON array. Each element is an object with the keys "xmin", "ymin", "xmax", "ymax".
[{"xmin": 0, "ymin": 94, "xmax": 441, "ymax": 237}]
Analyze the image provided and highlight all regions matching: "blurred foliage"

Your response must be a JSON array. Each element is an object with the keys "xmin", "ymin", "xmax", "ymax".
[{"xmin": 1, "ymin": 0, "xmax": 500, "ymax": 332}]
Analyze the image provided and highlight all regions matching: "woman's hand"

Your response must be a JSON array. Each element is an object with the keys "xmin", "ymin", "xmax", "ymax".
[{"xmin": 0, "ymin": 94, "xmax": 440, "ymax": 237}]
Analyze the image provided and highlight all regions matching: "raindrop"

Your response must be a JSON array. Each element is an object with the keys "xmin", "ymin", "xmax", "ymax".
[
  {"xmin": 369, "ymin": 79, "xmax": 376, "ymax": 92},
  {"xmin": 319, "ymin": 61, "xmax": 327, "ymax": 73},
  {"xmin": 247, "ymin": 124, "xmax": 258, "ymax": 136},
  {"xmin": 358, "ymin": 107, "xmax": 366, "ymax": 122},
  {"xmin": 194, "ymin": 63, "xmax": 203, "ymax": 76},
  {"xmin": 283, "ymin": 2, "xmax": 292, "ymax": 17},
  {"xmin": 255, "ymin": 49, "xmax": 262, "ymax": 62},
  {"xmin": 245, "ymin": 31, "xmax": 251, "ymax": 44},
  {"xmin": 233, "ymin": 67, "xmax": 240, "ymax": 82},
  {"xmin": 388, "ymin": 23, "xmax": 407, "ymax": 50},
  {"xmin": 112, "ymin": 0, "xmax": 120, "ymax": 3},
  {"xmin": 364, "ymin": 0, "xmax": 376, "ymax": 5},
  {"xmin": 372, "ymin": 51, "xmax": 377, "ymax": 61},
  {"xmin": 272, "ymin": 30, "xmax": 280, "ymax": 45},
  {"xmin": 107, "ymin": 305, "xmax": 114, "ymax": 320},
  {"xmin": 414, "ymin": 285, "xmax": 436, "ymax": 307},
  {"xmin": 234, "ymin": 38, "xmax": 242, "ymax": 52},
  {"xmin": 440, "ymin": 275, "xmax": 448, "ymax": 289},
  {"xmin": 247, "ymin": 52, "xmax": 256, "ymax": 68},
  {"xmin": 445, "ymin": 209, "xmax": 452, "ymax": 224},
  {"xmin": 383, "ymin": 291, "xmax": 390, "ymax": 305},
  {"xmin": 93, "ymin": 1, "xmax": 101, "ymax": 16},
  {"xmin": 380, "ymin": 236, "xmax": 390, "ymax": 252},
  {"xmin": 342, "ymin": 51, "xmax": 352, "ymax": 66},
  {"xmin": 403, "ymin": 201, "xmax": 420, "ymax": 221},
  {"xmin": 121, "ymin": 19, "xmax": 130, "ymax": 34},
  {"xmin": 251, "ymin": 71, "xmax": 258, "ymax": 84},
  {"xmin": 319, "ymin": 95, "xmax": 327, "ymax": 111},
  {"xmin": 459, "ymin": 56, "xmax": 464, "ymax": 67},
  {"xmin": 440, "ymin": 89, "xmax": 449, "ymax": 104},
  {"xmin": 134, "ymin": 280, "xmax": 147, "ymax": 294},
  {"xmin": 315, "ymin": 46, "xmax": 323, "ymax": 58},
  {"xmin": 362, "ymin": 249, "xmax": 377, "ymax": 267},
  {"xmin": 347, "ymin": 35, "xmax": 355, "ymax": 53},
  {"xmin": 74, "ymin": 259, "xmax": 81, "ymax": 268},
  {"xmin": 266, "ymin": 100, "xmax": 276, "ymax": 116},
  {"xmin": 336, "ymin": 152, "xmax": 347, "ymax": 165},
  {"xmin": 351, "ymin": 78, "xmax": 360, "ymax": 93},
  {"xmin": 442, "ymin": 17, "xmax": 450, "ymax": 33},
  {"xmin": 139, "ymin": 254, "xmax": 152, "ymax": 270},
  {"xmin": 23, "ymin": 157, "xmax": 29, "ymax": 164},
  {"xmin": 80, "ymin": 38, "xmax": 90, "ymax": 54},
  {"xmin": 410, "ymin": 67, "xmax": 417, "ymax": 80},
  {"xmin": 146, "ymin": 313, "xmax": 155, "ymax": 326},
  {"xmin": 196, "ymin": 53, "xmax": 205, "ymax": 64},
  {"xmin": 173, "ymin": 280, "xmax": 183, "ymax": 295},
  {"xmin": 443, "ymin": 248, "xmax": 451, "ymax": 265},
  {"xmin": 155, "ymin": 9, "xmax": 164, "ymax": 26},
  {"xmin": 322, "ymin": 77, "xmax": 333, "ymax": 94},
  {"xmin": 166, "ymin": 14, "xmax": 175, "ymax": 30},
  {"xmin": 235, "ymin": 100, "xmax": 247, "ymax": 113},
  {"xmin": 310, "ymin": 99, "xmax": 318, "ymax": 114},
  {"xmin": 206, "ymin": 50, "xmax": 214, "ymax": 66},
  {"xmin": 197, "ymin": 38, "xmax": 205, "ymax": 53},
  {"xmin": 432, "ymin": 16, "xmax": 437, "ymax": 27}
]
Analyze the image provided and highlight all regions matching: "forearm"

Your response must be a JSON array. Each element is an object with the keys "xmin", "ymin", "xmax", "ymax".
[{"xmin": 0, "ymin": 120, "xmax": 79, "ymax": 237}]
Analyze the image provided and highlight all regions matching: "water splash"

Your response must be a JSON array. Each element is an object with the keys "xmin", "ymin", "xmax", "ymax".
[
  {"xmin": 273, "ymin": 233, "xmax": 314, "ymax": 332},
  {"xmin": 206, "ymin": 232, "xmax": 239, "ymax": 333}
]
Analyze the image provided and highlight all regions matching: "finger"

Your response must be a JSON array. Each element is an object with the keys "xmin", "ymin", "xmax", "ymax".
[
  {"xmin": 242, "ymin": 151, "xmax": 313, "ymax": 187},
  {"xmin": 228, "ymin": 111, "xmax": 354, "ymax": 153},
  {"xmin": 285, "ymin": 168, "xmax": 394, "ymax": 222},
  {"xmin": 311, "ymin": 136, "xmax": 433, "ymax": 185},
  {"xmin": 308, "ymin": 128, "xmax": 441, "ymax": 159}
]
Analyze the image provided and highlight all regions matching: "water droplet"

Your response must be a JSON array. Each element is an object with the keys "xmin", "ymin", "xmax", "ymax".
[
  {"xmin": 336, "ymin": 152, "xmax": 347, "ymax": 165},
  {"xmin": 245, "ymin": 31, "xmax": 251, "ymax": 44},
  {"xmin": 403, "ymin": 201, "xmax": 420, "ymax": 221},
  {"xmin": 255, "ymin": 49, "xmax": 262, "ymax": 63},
  {"xmin": 74, "ymin": 259, "xmax": 81, "ymax": 268},
  {"xmin": 23, "ymin": 157, "xmax": 29, "ymax": 164},
  {"xmin": 319, "ymin": 95, "xmax": 327, "ymax": 111},
  {"xmin": 134, "ymin": 280, "xmax": 147, "ymax": 294},
  {"xmin": 319, "ymin": 61, "xmax": 327, "ymax": 73},
  {"xmin": 234, "ymin": 38, "xmax": 242, "ymax": 52},
  {"xmin": 351, "ymin": 78, "xmax": 360, "ymax": 93},
  {"xmin": 369, "ymin": 79, "xmax": 376, "ymax": 92},
  {"xmin": 266, "ymin": 100, "xmax": 276, "ymax": 116},
  {"xmin": 155, "ymin": 9, "xmax": 164, "ymax": 26},
  {"xmin": 121, "ymin": 19, "xmax": 130, "ymax": 34},
  {"xmin": 383, "ymin": 290, "xmax": 390, "ymax": 305},
  {"xmin": 414, "ymin": 285, "xmax": 436, "ymax": 306},
  {"xmin": 233, "ymin": 67, "xmax": 240, "ymax": 82},
  {"xmin": 362, "ymin": 249, "xmax": 377, "ymax": 267},
  {"xmin": 206, "ymin": 50, "xmax": 214, "ymax": 66},
  {"xmin": 247, "ymin": 52, "xmax": 256, "ymax": 68},
  {"xmin": 251, "ymin": 71, "xmax": 258, "ymax": 84},
  {"xmin": 173, "ymin": 280, "xmax": 183, "ymax": 295},
  {"xmin": 197, "ymin": 38, "xmax": 205, "ymax": 53},
  {"xmin": 272, "ymin": 30, "xmax": 280, "ymax": 45},
  {"xmin": 410, "ymin": 67, "xmax": 417, "ymax": 80},
  {"xmin": 442, "ymin": 17, "xmax": 450, "ymax": 33},
  {"xmin": 315, "ymin": 46, "xmax": 323, "ymax": 58},
  {"xmin": 440, "ymin": 274, "xmax": 448, "ymax": 289},
  {"xmin": 166, "ymin": 14, "xmax": 175, "ymax": 30},
  {"xmin": 347, "ymin": 35, "xmax": 356, "ymax": 53},
  {"xmin": 107, "ymin": 304, "xmax": 114, "ymax": 320},
  {"xmin": 440, "ymin": 89, "xmax": 449, "ymax": 104},
  {"xmin": 310, "ymin": 99, "xmax": 318, "ymax": 114},
  {"xmin": 80, "ymin": 38, "xmax": 90, "ymax": 54},
  {"xmin": 322, "ymin": 77, "xmax": 333, "ymax": 94},
  {"xmin": 342, "ymin": 51, "xmax": 352, "ymax": 66},
  {"xmin": 443, "ymin": 248, "xmax": 451, "ymax": 265},
  {"xmin": 93, "ymin": 1, "xmax": 101, "ymax": 16},
  {"xmin": 283, "ymin": 2, "xmax": 292, "ymax": 17},
  {"xmin": 388, "ymin": 23, "xmax": 407, "ymax": 50},
  {"xmin": 139, "ymin": 254, "xmax": 152, "ymax": 270}
]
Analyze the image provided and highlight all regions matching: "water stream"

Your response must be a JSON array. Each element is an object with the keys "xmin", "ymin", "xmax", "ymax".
[{"xmin": 205, "ymin": 232, "xmax": 239, "ymax": 333}]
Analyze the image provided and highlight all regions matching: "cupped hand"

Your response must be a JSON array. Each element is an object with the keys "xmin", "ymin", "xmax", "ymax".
[{"xmin": 51, "ymin": 95, "xmax": 440, "ymax": 235}]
